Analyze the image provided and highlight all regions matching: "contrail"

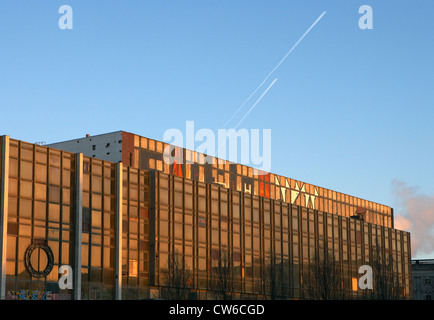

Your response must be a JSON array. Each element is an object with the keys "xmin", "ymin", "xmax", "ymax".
[
  {"xmin": 222, "ymin": 10, "xmax": 327, "ymax": 129},
  {"xmin": 233, "ymin": 78, "xmax": 278, "ymax": 130},
  {"xmin": 217, "ymin": 78, "xmax": 278, "ymax": 158}
]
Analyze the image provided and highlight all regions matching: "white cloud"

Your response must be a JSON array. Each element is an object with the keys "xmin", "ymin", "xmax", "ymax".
[{"xmin": 392, "ymin": 179, "xmax": 434, "ymax": 259}]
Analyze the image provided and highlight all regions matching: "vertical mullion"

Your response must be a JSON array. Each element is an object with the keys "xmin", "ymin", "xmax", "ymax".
[
  {"xmin": 73, "ymin": 153, "xmax": 83, "ymax": 300},
  {"xmin": 0, "ymin": 136, "xmax": 10, "ymax": 300},
  {"xmin": 114, "ymin": 162, "xmax": 123, "ymax": 300}
]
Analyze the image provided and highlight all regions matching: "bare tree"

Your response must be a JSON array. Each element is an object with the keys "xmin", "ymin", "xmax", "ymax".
[
  {"xmin": 257, "ymin": 258, "xmax": 288, "ymax": 300},
  {"xmin": 307, "ymin": 248, "xmax": 348, "ymax": 300},
  {"xmin": 371, "ymin": 248, "xmax": 405, "ymax": 300},
  {"xmin": 160, "ymin": 250, "xmax": 192, "ymax": 300},
  {"xmin": 210, "ymin": 250, "xmax": 233, "ymax": 300}
]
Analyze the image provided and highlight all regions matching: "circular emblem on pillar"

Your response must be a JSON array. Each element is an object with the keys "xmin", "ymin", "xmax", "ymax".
[{"xmin": 24, "ymin": 240, "xmax": 55, "ymax": 278}]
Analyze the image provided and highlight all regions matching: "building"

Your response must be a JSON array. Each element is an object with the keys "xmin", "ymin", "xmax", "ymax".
[
  {"xmin": 48, "ymin": 131, "xmax": 396, "ymax": 228},
  {"xmin": 0, "ymin": 132, "xmax": 412, "ymax": 300},
  {"xmin": 412, "ymin": 259, "xmax": 434, "ymax": 300}
]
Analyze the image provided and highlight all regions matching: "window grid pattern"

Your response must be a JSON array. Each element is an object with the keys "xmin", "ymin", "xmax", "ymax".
[
  {"xmin": 5, "ymin": 139, "xmax": 75, "ymax": 297},
  {"xmin": 1, "ymin": 137, "xmax": 410, "ymax": 300},
  {"xmin": 126, "ymin": 134, "xmax": 392, "ymax": 229},
  {"xmin": 121, "ymin": 167, "xmax": 150, "ymax": 300},
  {"xmin": 81, "ymin": 157, "xmax": 116, "ymax": 300},
  {"xmin": 153, "ymin": 170, "xmax": 410, "ymax": 300}
]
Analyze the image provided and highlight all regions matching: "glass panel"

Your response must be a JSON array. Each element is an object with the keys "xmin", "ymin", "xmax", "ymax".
[
  {"xmin": 49, "ymin": 167, "xmax": 61, "ymax": 185},
  {"xmin": 20, "ymin": 161, "xmax": 33, "ymax": 180}
]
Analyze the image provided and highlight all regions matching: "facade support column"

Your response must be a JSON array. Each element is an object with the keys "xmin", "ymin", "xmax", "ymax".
[
  {"xmin": 0, "ymin": 136, "xmax": 9, "ymax": 300},
  {"xmin": 115, "ymin": 162, "xmax": 123, "ymax": 300},
  {"xmin": 73, "ymin": 153, "xmax": 83, "ymax": 300}
]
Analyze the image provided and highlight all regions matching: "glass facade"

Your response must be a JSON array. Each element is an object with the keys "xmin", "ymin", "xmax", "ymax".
[
  {"xmin": 80, "ymin": 157, "xmax": 117, "ymax": 299},
  {"xmin": 121, "ymin": 132, "xmax": 393, "ymax": 229},
  {"xmin": 5, "ymin": 140, "xmax": 75, "ymax": 299},
  {"xmin": 150, "ymin": 170, "xmax": 411, "ymax": 300},
  {"xmin": 121, "ymin": 166, "xmax": 150, "ymax": 299},
  {"xmin": 0, "ymin": 135, "xmax": 411, "ymax": 300}
]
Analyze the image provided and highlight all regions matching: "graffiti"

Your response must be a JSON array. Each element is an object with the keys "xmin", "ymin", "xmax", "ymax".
[
  {"xmin": 7, "ymin": 290, "xmax": 50, "ymax": 300},
  {"xmin": 7, "ymin": 290, "xmax": 72, "ymax": 300}
]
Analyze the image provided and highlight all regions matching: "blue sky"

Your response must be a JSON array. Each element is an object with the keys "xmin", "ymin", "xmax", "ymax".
[{"xmin": 1, "ymin": 1, "xmax": 433, "ymax": 257}]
